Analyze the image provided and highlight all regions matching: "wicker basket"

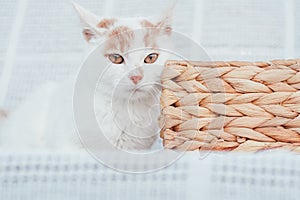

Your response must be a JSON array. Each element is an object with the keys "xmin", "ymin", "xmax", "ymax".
[{"xmin": 159, "ymin": 59, "xmax": 300, "ymax": 152}]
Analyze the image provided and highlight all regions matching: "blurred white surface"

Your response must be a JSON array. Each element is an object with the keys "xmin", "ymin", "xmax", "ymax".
[{"xmin": 0, "ymin": 150, "xmax": 300, "ymax": 200}]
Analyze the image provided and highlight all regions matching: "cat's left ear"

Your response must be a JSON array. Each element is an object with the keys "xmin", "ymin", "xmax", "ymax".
[
  {"xmin": 73, "ymin": 2, "xmax": 102, "ymax": 43},
  {"xmin": 142, "ymin": 1, "xmax": 176, "ymax": 35},
  {"xmin": 155, "ymin": 0, "xmax": 177, "ymax": 35}
]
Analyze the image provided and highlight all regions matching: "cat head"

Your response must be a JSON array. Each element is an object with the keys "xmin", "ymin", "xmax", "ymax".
[{"xmin": 73, "ymin": 2, "xmax": 175, "ymax": 100}]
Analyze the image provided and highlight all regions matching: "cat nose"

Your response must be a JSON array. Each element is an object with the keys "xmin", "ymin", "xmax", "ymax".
[{"xmin": 130, "ymin": 75, "xmax": 143, "ymax": 84}]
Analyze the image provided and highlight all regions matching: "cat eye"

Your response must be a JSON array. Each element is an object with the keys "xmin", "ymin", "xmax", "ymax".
[
  {"xmin": 144, "ymin": 53, "xmax": 159, "ymax": 64},
  {"xmin": 107, "ymin": 54, "xmax": 124, "ymax": 64}
]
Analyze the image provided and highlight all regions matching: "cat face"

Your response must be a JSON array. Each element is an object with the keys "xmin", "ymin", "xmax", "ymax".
[{"xmin": 73, "ymin": 3, "xmax": 173, "ymax": 100}]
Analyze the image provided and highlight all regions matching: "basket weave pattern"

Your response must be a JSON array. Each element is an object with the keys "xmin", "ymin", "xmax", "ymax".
[{"xmin": 160, "ymin": 59, "xmax": 300, "ymax": 152}]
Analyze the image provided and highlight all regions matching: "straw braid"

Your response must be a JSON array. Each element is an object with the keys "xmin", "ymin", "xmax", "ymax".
[{"xmin": 160, "ymin": 59, "xmax": 300, "ymax": 152}]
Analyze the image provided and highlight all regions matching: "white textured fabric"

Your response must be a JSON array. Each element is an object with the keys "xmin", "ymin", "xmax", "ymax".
[
  {"xmin": 0, "ymin": 151, "xmax": 189, "ymax": 200},
  {"xmin": 0, "ymin": 150, "xmax": 300, "ymax": 200}
]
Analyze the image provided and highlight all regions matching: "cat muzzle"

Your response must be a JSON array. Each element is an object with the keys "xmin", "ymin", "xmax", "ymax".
[{"xmin": 129, "ymin": 75, "xmax": 143, "ymax": 84}]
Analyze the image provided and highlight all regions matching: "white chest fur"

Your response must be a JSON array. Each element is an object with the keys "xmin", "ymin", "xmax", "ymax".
[{"xmin": 95, "ymin": 89, "xmax": 161, "ymax": 150}]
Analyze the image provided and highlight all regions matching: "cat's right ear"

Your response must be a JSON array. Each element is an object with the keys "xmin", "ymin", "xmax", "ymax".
[{"xmin": 73, "ymin": 2, "xmax": 102, "ymax": 43}]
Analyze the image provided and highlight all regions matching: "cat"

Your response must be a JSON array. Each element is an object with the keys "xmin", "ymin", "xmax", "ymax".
[{"xmin": 0, "ymin": 2, "xmax": 175, "ymax": 151}]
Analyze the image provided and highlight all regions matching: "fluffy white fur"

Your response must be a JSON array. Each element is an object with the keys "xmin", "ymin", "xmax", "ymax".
[{"xmin": 0, "ymin": 3, "xmax": 174, "ymax": 150}]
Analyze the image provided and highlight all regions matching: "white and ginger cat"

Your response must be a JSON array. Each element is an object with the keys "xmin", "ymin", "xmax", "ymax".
[{"xmin": 0, "ymin": 3, "xmax": 175, "ymax": 150}]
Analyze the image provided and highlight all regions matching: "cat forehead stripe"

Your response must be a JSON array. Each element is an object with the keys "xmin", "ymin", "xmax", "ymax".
[
  {"xmin": 141, "ymin": 20, "xmax": 159, "ymax": 47},
  {"xmin": 105, "ymin": 26, "xmax": 135, "ymax": 53},
  {"xmin": 109, "ymin": 26, "xmax": 133, "ymax": 37},
  {"xmin": 141, "ymin": 20, "xmax": 155, "ymax": 28},
  {"xmin": 97, "ymin": 18, "xmax": 117, "ymax": 28}
]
